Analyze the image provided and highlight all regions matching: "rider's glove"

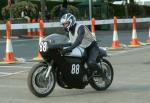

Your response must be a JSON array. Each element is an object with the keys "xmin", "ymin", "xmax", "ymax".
[{"xmin": 61, "ymin": 48, "xmax": 72, "ymax": 55}]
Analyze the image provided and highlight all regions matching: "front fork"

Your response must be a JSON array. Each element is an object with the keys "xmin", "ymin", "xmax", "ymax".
[
  {"xmin": 45, "ymin": 60, "xmax": 54, "ymax": 79},
  {"xmin": 98, "ymin": 59, "xmax": 103, "ymax": 71}
]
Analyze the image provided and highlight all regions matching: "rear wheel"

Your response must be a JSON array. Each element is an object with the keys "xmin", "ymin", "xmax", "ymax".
[
  {"xmin": 89, "ymin": 58, "xmax": 113, "ymax": 91},
  {"xmin": 27, "ymin": 62, "xmax": 56, "ymax": 97}
]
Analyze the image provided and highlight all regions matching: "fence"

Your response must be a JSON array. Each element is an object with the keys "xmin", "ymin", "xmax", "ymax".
[{"xmin": 0, "ymin": 16, "xmax": 150, "ymax": 64}]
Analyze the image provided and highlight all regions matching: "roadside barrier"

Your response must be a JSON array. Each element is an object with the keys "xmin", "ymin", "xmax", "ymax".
[
  {"xmin": 1, "ymin": 17, "xmax": 150, "ymax": 30},
  {"xmin": 0, "ymin": 17, "xmax": 150, "ymax": 62},
  {"xmin": 0, "ymin": 21, "xmax": 18, "ymax": 64},
  {"xmin": 32, "ymin": 19, "xmax": 44, "ymax": 61},
  {"xmin": 128, "ymin": 16, "xmax": 140, "ymax": 47}
]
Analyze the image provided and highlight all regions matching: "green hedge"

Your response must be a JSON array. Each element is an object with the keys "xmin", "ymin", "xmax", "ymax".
[
  {"xmin": 1, "ymin": 1, "xmax": 38, "ymax": 19},
  {"xmin": 0, "ymin": 1, "xmax": 7, "ymax": 20},
  {"xmin": 51, "ymin": 4, "xmax": 80, "ymax": 20},
  {"xmin": 112, "ymin": 4, "xmax": 150, "ymax": 18}
]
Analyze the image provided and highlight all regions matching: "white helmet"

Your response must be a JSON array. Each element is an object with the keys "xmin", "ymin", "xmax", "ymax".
[{"xmin": 60, "ymin": 13, "xmax": 76, "ymax": 31}]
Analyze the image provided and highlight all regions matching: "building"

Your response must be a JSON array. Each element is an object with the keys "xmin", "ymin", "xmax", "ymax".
[
  {"xmin": 135, "ymin": 0, "xmax": 150, "ymax": 5},
  {"xmin": 113, "ymin": 0, "xmax": 150, "ymax": 5}
]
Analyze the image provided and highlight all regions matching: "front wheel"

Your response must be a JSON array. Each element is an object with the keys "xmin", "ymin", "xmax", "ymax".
[
  {"xmin": 89, "ymin": 58, "xmax": 114, "ymax": 91},
  {"xmin": 27, "ymin": 62, "xmax": 56, "ymax": 97}
]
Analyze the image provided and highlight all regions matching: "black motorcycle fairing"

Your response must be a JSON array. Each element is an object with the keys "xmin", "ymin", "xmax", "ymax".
[
  {"xmin": 39, "ymin": 34, "xmax": 87, "ymax": 89},
  {"xmin": 61, "ymin": 56, "xmax": 87, "ymax": 89},
  {"xmin": 39, "ymin": 34, "xmax": 108, "ymax": 89},
  {"xmin": 47, "ymin": 55, "xmax": 87, "ymax": 89}
]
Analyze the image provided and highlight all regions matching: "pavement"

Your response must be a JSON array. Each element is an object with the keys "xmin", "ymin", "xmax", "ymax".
[{"xmin": 0, "ymin": 45, "xmax": 150, "ymax": 103}]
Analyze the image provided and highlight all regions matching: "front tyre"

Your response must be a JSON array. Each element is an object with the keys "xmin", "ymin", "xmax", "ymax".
[
  {"xmin": 89, "ymin": 58, "xmax": 114, "ymax": 91},
  {"xmin": 27, "ymin": 62, "xmax": 56, "ymax": 97}
]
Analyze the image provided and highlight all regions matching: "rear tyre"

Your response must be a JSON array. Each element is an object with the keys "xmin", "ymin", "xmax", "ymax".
[
  {"xmin": 27, "ymin": 62, "xmax": 56, "ymax": 97},
  {"xmin": 89, "ymin": 58, "xmax": 114, "ymax": 91}
]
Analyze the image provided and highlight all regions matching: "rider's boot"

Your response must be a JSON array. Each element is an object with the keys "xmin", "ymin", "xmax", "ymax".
[
  {"xmin": 95, "ymin": 64, "xmax": 104, "ymax": 75},
  {"xmin": 88, "ymin": 62, "xmax": 104, "ymax": 76}
]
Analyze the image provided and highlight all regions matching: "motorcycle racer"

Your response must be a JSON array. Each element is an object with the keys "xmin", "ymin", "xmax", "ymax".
[{"xmin": 60, "ymin": 13, "xmax": 103, "ymax": 73}]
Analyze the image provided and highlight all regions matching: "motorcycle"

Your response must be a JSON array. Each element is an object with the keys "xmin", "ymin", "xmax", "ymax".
[{"xmin": 27, "ymin": 34, "xmax": 114, "ymax": 97}]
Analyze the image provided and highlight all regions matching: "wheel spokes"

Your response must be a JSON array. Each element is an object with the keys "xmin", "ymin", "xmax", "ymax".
[
  {"xmin": 93, "ymin": 62, "xmax": 112, "ymax": 88},
  {"xmin": 32, "ymin": 66, "xmax": 54, "ymax": 94}
]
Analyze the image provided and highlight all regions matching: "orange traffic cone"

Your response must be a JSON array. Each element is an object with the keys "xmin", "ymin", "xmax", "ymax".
[
  {"xmin": 31, "ymin": 18, "xmax": 37, "ymax": 36},
  {"xmin": 27, "ymin": 18, "xmax": 32, "ymax": 37},
  {"xmin": 33, "ymin": 19, "xmax": 44, "ymax": 61},
  {"xmin": 0, "ymin": 21, "xmax": 17, "ymax": 64},
  {"xmin": 129, "ymin": 16, "xmax": 140, "ymax": 47},
  {"xmin": 91, "ymin": 18, "xmax": 96, "ymax": 40},
  {"xmin": 147, "ymin": 22, "xmax": 150, "ymax": 44},
  {"xmin": 111, "ymin": 16, "xmax": 121, "ymax": 49},
  {"xmin": 36, "ymin": 18, "xmax": 41, "ymax": 36}
]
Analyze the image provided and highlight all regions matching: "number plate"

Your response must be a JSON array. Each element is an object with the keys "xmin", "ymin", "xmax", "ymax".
[
  {"xmin": 39, "ymin": 41, "xmax": 48, "ymax": 52},
  {"xmin": 71, "ymin": 64, "xmax": 80, "ymax": 74}
]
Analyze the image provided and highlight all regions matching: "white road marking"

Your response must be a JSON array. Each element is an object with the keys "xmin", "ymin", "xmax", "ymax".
[
  {"xmin": 0, "ymin": 66, "xmax": 30, "ymax": 77},
  {"xmin": 108, "ymin": 46, "xmax": 150, "ymax": 56},
  {"xmin": 0, "ymin": 85, "xmax": 27, "ymax": 88},
  {"xmin": 0, "ymin": 38, "xmax": 38, "ymax": 43},
  {"xmin": 0, "ymin": 71, "xmax": 27, "ymax": 77},
  {"xmin": 0, "ymin": 66, "xmax": 31, "ymax": 68},
  {"xmin": 0, "ymin": 72, "xmax": 12, "ymax": 75}
]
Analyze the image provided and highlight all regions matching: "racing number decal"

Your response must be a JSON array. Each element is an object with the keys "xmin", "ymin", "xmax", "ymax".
[
  {"xmin": 71, "ymin": 64, "xmax": 80, "ymax": 74},
  {"xmin": 39, "ymin": 42, "xmax": 47, "ymax": 52}
]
